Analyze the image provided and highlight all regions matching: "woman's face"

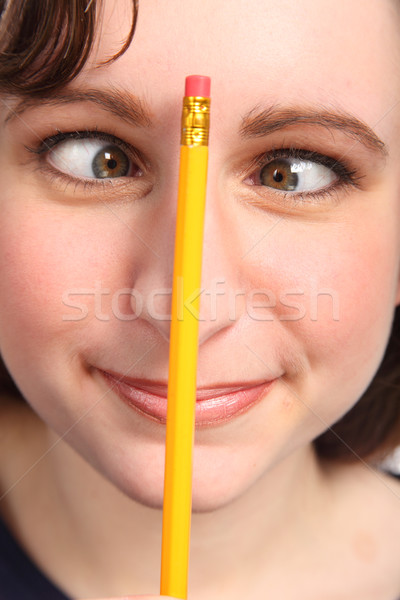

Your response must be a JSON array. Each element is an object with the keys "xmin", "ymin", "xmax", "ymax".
[{"xmin": 0, "ymin": 0, "xmax": 400, "ymax": 510}]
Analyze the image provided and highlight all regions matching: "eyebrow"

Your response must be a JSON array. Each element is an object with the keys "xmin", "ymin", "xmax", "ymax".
[
  {"xmin": 5, "ymin": 87, "xmax": 152, "ymax": 128},
  {"xmin": 240, "ymin": 105, "xmax": 388, "ymax": 159},
  {"xmin": 5, "ymin": 91, "xmax": 388, "ymax": 161}
]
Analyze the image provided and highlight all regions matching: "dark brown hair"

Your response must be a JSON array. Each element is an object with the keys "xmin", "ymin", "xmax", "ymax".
[
  {"xmin": 315, "ymin": 307, "xmax": 400, "ymax": 463},
  {"xmin": 0, "ymin": 0, "xmax": 138, "ymax": 97},
  {"xmin": 0, "ymin": 0, "xmax": 399, "ymax": 464}
]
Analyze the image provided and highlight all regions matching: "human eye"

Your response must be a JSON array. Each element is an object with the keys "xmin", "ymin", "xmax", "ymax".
[
  {"xmin": 245, "ymin": 147, "xmax": 362, "ymax": 205},
  {"xmin": 26, "ymin": 130, "xmax": 147, "ymax": 189}
]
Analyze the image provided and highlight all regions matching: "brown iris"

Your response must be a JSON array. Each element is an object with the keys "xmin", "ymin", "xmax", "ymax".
[
  {"xmin": 92, "ymin": 144, "xmax": 130, "ymax": 178},
  {"xmin": 260, "ymin": 158, "xmax": 299, "ymax": 191}
]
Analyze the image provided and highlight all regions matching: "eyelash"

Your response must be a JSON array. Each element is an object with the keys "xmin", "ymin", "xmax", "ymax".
[
  {"xmin": 27, "ymin": 130, "xmax": 364, "ymax": 204},
  {"xmin": 251, "ymin": 146, "xmax": 363, "ymax": 204},
  {"xmin": 26, "ymin": 129, "xmax": 144, "ymax": 190},
  {"xmin": 28, "ymin": 129, "xmax": 134, "ymax": 156}
]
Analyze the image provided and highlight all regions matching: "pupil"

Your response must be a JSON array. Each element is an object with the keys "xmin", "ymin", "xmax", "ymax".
[
  {"xmin": 92, "ymin": 144, "xmax": 130, "ymax": 178},
  {"xmin": 259, "ymin": 159, "xmax": 298, "ymax": 191}
]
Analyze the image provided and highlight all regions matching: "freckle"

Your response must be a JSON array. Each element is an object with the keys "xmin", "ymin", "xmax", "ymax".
[
  {"xmin": 281, "ymin": 391, "xmax": 295, "ymax": 411},
  {"xmin": 345, "ymin": 78, "xmax": 354, "ymax": 91},
  {"xmin": 352, "ymin": 531, "xmax": 377, "ymax": 564}
]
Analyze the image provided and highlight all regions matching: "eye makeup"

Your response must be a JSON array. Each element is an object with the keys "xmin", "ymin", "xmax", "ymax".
[
  {"xmin": 21, "ymin": 112, "xmax": 369, "ymax": 211},
  {"xmin": 23, "ymin": 128, "xmax": 152, "ymax": 199},
  {"xmin": 26, "ymin": 129, "xmax": 145, "ymax": 173},
  {"xmin": 246, "ymin": 145, "xmax": 364, "ymax": 204}
]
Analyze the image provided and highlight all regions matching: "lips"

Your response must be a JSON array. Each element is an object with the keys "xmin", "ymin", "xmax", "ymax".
[{"xmin": 99, "ymin": 369, "xmax": 277, "ymax": 426}]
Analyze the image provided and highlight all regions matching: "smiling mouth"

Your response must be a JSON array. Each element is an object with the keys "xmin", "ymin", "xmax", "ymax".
[{"xmin": 98, "ymin": 369, "xmax": 277, "ymax": 426}]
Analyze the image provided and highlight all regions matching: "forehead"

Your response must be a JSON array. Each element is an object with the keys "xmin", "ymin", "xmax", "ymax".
[{"xmin": 88, "ymin": 0, "xmax": 400, "ymax": 136}]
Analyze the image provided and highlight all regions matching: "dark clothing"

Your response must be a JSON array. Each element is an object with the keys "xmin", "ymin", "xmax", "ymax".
[
  {"xmin": 0, "ymin": 517, "xmax": 69, "ymax": 600},
  {"xmin": 0, "ymin": 473, "xmax": 399, "ymax": 599}
]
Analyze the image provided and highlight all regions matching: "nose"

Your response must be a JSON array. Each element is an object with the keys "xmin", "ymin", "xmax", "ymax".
[
  {"xmin": 134, "ymin": 181, "xmax": 244, "ymax": 346},
  {"xmin": 196, "ymin": 193, "xmax": 243, "ymax": 344}
]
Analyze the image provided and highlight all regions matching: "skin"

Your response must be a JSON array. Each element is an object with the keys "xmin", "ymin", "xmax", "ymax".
[{"xmin": 0, "ymin": 0, "xmax": 400, "ymax": 598}]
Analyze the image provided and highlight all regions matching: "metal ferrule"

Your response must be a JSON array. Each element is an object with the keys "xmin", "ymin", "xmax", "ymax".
[{"xmin": 181, "ymin": 97, "xmax": 210, "ymax": 146}]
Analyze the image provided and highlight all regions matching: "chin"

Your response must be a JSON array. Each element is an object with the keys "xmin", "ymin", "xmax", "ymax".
[
  {"xmin": 190, "ymin": 491, "xmax": 238, "ymax": 514},
  {"xmin": 109, "ymin": 466, "xmax": 237, "ymax": 514},
  {"xmin": 94, "ymin": 447, "xmax": 251, "ymax": 514},
  {"xmin": 125, "ymin": 483, "xmax": 241, "ymax": 514}
]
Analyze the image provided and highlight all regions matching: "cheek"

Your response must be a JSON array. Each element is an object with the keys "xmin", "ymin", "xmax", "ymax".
[
  {"xmin": 245, "ymin": 204, "xmax": 400, "ymax": 410},
  {"xmin": 0, "ymin": 203, "xmax": 141, "ymax": 366},
  {"xmin": 308, "ymin": 224, "xmax": 398, "ymax": 364},
  {"xmin": 299, "ymin": 228, "xmax": 397, "ymax": 406},
  {"xmin": 1, "ymin": 215, "xmax": 96, "ymax": 337}
]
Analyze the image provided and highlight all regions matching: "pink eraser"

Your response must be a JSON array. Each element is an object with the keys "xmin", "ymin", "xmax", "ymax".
[{"xmin": 185, "ymin": 75, "xmax": 211, "ymax": 97}]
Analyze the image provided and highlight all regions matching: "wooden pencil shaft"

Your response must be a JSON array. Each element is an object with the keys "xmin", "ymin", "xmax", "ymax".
[{"xmin": 161, "ymin": 144, "xmax": 209, "ymax": 599}]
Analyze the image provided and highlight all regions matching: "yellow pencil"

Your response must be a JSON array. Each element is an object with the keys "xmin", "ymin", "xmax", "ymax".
[{"xmin": 160, "ymin": 75, "xmax": 211, "ymax": 600}]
